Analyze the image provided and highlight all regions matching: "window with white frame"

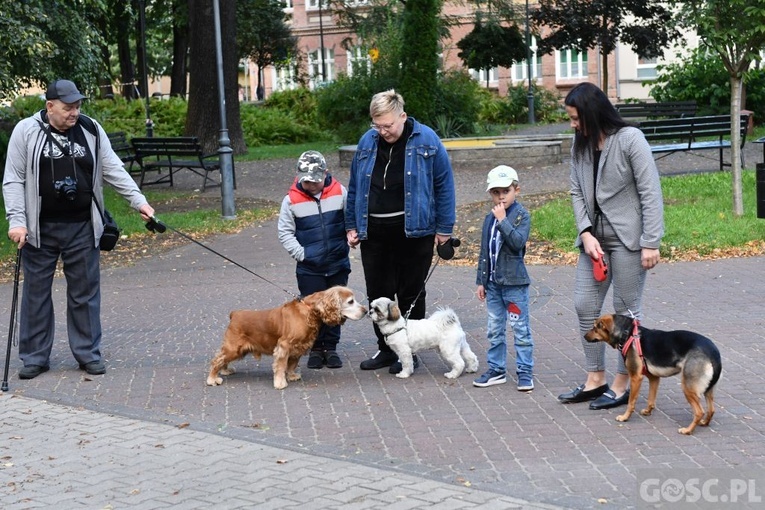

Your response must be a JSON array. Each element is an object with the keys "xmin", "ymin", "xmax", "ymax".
[
  {"xmin": 557, "ymin": 48, "xmax": 588, "ymax": 79},
  {"xmin": 272, "ymin": 65, "xmax": 297, "ymax": 92},
  {"xmin": 637, "ymin": 56, "xmax": 658, "ymax": 79},
  {"xmin": 470, "ymin": 67, "xmax": 499, "ymax": 86},
  {"xmin": 513, "ymin": 37, "xmax": 542, "ymax": 82},
  {"xmin": 347, "ymin": 46, "xmax": 371, "ymax": 76},
  {"xmin": 308, "ymin": 48, "xmax": 335, "ymax": 87},
  {"xmin": 282, "ymin": 0, "xmax": 293, "ymax": 8}
]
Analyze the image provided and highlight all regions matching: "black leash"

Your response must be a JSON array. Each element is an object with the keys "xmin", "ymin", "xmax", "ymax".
[
  {"xmin": 146, "ymin": 217, "xmax": 300, "ymax": 300},
  {"xmin": 402, "ymin": 237, "xmax": 461, "ymax": 321}
]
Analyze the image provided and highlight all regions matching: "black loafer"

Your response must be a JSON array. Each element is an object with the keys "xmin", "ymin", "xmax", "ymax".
[
  {"xmin": 558, "ymin": 383, "xmax": 609, "ymax": 403},
  {"xmin": 589, "ymin": 389, "xmax": 630, "ymax": 410},
  {"xmin": 389, "ymin": 355, "xmax": 419, "ymax": 374}
]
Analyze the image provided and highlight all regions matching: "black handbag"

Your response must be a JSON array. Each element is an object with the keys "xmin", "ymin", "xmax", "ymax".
[
  {"xmin": 99, "ymin": 208, "xmax": 120, "ymax": 251},
  {"xmin": 93, "ymin": 196, "xmax": 120, "ymax": 251}
]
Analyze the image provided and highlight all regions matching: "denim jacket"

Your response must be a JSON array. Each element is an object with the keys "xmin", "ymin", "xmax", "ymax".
[
  {"xmin": 345, "ymin": 118, "xmax": 455, "ymax": 239},
  {"xmin": 476, "ymin": 201, "xmax": 531, "ymax": 287}
]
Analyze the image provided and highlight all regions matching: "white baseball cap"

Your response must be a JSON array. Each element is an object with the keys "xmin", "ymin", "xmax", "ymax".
[{"xmin": 486, "ymin": 165, "xmax": 519, "ymax": 191}]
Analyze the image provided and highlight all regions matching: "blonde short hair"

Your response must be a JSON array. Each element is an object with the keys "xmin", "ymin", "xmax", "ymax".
[{"xmin": 369, "ymin": 89, "xmax": 405, "ymax": 118}]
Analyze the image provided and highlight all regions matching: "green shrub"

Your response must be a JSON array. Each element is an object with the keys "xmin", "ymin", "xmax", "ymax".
[
  {"xmin": 480, "ymin": 84, "xmax": 564, "ymax": 126},
  {"xmin": 264, "ymin": 88, "xmax": 319, "ymax": 125},
  {"xmin": 651, "ymin": 49, "xmax": 765, "ymax": 123},
  {"xmin": 315, "ymin": 72, "xmax": 396, "ymax": 144},
  {"xmin": 649, "ymin": 48, "xmax": 730, "ymax": 116},
  {"xmin": 84, "ymin": 96, "xmax": 187, "ymax": 137},
  {"xmin": 432, "ymin": 70, "xmax": 483, "ymax": 136},
  {"xmin": 240, "ymin": 103, "xmax": 330, "ymax": 146}
]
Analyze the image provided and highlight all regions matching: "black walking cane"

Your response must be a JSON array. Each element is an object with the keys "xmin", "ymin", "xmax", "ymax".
[{"xmin": 2, "ymin": 248, "xmax": 22, "ymax": 392}]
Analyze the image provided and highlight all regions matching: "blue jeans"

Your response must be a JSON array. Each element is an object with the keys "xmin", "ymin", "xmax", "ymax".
[{"xmin": 485, "ymin": 281, "xmax": 534, "ymax": 376}]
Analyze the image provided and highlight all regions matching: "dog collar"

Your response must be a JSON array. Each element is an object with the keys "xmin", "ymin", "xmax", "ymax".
[
  {"xmin": 621, "ymin": 319, "xmax": 649, "ymax": 376},
  {"xmin": 383, "ymin": 326, "xmax": 407, "ymax": 339}
]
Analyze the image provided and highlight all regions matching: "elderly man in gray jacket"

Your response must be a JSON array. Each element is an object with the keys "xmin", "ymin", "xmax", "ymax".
[{"xmin": 3, "ymin": 79, "xmax": 155, "ymax": 380}]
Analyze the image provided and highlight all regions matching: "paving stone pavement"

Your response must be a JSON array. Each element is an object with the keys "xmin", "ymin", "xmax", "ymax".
[{"xmin": 2, "ymin": 130, "xmax": 764, "ymax": 509}]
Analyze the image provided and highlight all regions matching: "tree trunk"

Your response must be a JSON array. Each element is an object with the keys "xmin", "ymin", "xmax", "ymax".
[
  {"xmin": 601, "ymin": 49, "xmax": 608, "ymax": 95},
  {"xmin": 169, "ymin": 0, "xmax": 189, "ymax": 98},
  {"xmin": 117, "ymin": 7, "xmax": 137, "ymax": 99},
  {"xmin": 186, "ymin": 0, "xmax": 246, "ymax": 154},
  {"xmin": 730, "ymin": 75, "xmax": 744, "ymax": 216}
]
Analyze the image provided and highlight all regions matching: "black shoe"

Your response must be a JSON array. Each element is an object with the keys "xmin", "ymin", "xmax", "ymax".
[
  {"xmin": 558, "ymin": 383, "xmax": 609, "ymax": 403},
  {"xmin": 589, "ymin": 389, "xmax": 630, "ymax": 410},
  {"xmin": 389, "ymin": 355, "xmax": 419, "ymax": 374},
  {"xmin": 360, "ymin": 350, "xmax": 398, "ymax": 370},
  {"xmin": 19, "ymin": 365, "xmax": 49, "ymax": 380},
  {"xmin": 324, "ymin": 350, "xmax": 343, "ymax": 369},
  {"xmin": 79, "ymin": 360, "xmax": 106, "ymax": 375},
  {"xmin": 307, "ymin": 351, "xmax": 324, "ymax": 369}
]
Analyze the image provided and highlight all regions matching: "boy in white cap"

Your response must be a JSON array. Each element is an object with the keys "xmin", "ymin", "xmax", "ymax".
[
  {"xmin": 277, "ymin": 151, "xmax": 351, "ymax": 369},
  {"xmin": 474, "ymin": 165, "xmax": 535, "ymax": 390}
]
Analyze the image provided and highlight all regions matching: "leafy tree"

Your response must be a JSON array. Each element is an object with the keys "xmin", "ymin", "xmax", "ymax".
[
  {"xmin": 457, "ymin": 14, "xmax": 527, "ymax": 87},
  {"xmin": 399, "ymin": 0, "xmax": 442, "ymax": 121},
  {"xmin": 186, "ymin": 0, "xmax": 246, "ymax": 154},
  {"xmin": 328, "ymin": 0, "xmax": 406, "ymax": 82},
  {"xmin": 672, "ymin": 0, "xmax": 765, "ymax": 216},
  {"xmin": 0, "ymin": 0, "xmax": 104, "ymax": 100},
  {"xmin": 531, "ymin": 0, "xmax": 679, "ymax": 93},
  {"xmin": 237, "ymin": 0, "xmax": 298, "ymax": 100}
]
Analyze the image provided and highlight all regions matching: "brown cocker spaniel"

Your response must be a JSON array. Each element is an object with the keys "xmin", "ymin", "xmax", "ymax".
[{"xmin": 206, "ymin": 286, "xmax": 366, "ymax": 389}]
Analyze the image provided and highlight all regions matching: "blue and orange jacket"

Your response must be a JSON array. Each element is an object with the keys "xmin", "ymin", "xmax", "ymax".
[{"xmin": 277, "ymin": 174, "xmax": 350, "ymax": 277}]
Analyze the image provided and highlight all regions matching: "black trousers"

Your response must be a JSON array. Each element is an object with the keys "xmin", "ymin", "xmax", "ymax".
[
  {"xmin": 296, "ymin": 269, "xmax": 350, "ymax": 351},
  {"xmin": 360, "ymin": 222, "xmax": 434, "ymax": 352}
]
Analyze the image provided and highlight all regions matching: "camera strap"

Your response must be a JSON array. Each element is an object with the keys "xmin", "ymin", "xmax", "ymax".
[{"xmin": 36, "ymin": 120, "xmax": 78, "ymax": 189}]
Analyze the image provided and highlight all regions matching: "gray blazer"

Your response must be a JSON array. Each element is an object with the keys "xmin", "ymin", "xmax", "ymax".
[{"xmin": 570, "ymin": 126, "xmax": 664, "ymax": 251}]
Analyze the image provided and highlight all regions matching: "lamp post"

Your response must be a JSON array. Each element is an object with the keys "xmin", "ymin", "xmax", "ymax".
[
  {"xmin": 138, "ymin": 0, "xmax": 154, "ymax": 136},
  {"xmin": 318, "ymin": 0, "xmax": 327, "ymax": 82},
  {"xmin": 525, "ymin": 0, "xmax": 535, "ymax": 124},
  {"xmin": 212, "ymin": 0, "xmax": 236, "ymax": 219}
]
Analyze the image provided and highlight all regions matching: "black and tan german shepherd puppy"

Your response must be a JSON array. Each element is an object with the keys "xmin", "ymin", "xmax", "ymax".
[{"xmin": 585, "ymin": 314, "xmax": 722, "ymax": 435}]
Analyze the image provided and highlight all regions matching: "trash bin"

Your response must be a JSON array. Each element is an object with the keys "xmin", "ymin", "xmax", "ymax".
[{"xmin": 758, "ymin": 163, "xmax": 765, "ymax": 219}]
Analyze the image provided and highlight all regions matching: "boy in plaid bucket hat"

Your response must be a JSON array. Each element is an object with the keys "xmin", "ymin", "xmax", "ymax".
[{"xmin": 277, "ymin": 151, "xmax": 351, "ymax": 369}]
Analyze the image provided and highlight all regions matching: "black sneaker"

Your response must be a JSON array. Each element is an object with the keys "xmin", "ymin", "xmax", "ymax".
[
  {"xmin": 324, "ymin": 350, "xmax": 343, "ymax": 369},
  {"xmin": 19, "ymin": 365, "xmax": 49, "ymax": 380},
  {"xmin": 306, "ymin": 351, "xmax": 324, "ymax": 369},
  {"xmin": 79, "ymin": 360, "xmax": 106, "ymax": 375},
  {"xmin": 360, "ymin": 350, "xmax": 398, "ymax": 370},
  {"xmin": 389, "ymin": 355, "xmax": 419, "ymax": 374}
]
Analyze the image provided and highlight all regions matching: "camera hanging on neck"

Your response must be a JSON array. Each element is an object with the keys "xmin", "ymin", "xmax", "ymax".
[{"xmin": 37, "ymin": 119, "xmax": 79, "ymax": 201}]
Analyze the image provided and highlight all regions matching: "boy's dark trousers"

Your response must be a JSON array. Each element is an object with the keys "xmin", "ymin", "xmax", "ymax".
[{"xmin": 296, "ymin": 270, "xmax": 350, "ymax": 351}]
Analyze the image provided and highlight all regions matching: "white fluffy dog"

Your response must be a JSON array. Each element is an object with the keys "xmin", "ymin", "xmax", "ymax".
[{"xmin": 368, "ymin": 297, "xmax": 479, "ymax": 379}]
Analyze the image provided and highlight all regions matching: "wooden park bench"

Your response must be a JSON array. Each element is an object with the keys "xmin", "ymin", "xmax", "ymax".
[
  {"xmin": 615, "ymin": 101, "xmax": 697, "ymax": 121},
  {"xmin": 638, "ymin": 113, "xmax": 750, "ymax": 171},
  {"xmin": 130, "ymin": 136, "xmax": 221, "ymax": 190},
  {"xmin": 107, "ymin": 131, "xmax": 138, "ymax": 173}
]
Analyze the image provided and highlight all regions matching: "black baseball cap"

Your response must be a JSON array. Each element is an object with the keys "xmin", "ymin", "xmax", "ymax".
[{"xmin": 45, "ymin": 79, "xmax": 87, "ymax": 103}]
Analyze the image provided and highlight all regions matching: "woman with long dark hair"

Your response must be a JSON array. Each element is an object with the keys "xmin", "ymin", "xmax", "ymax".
[{"xmin": 557, "ymin": 82, "xmax": 664, "ymax": 410}]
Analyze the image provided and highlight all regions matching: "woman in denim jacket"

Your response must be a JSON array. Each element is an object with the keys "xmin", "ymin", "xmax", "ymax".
[{"xmin": 345, "ymin": 89, "xmax": 456, "ymax": 374}]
